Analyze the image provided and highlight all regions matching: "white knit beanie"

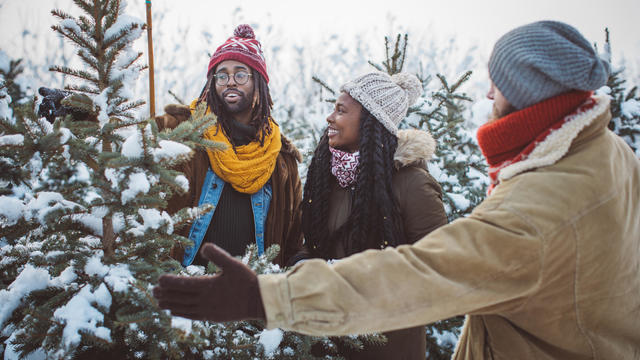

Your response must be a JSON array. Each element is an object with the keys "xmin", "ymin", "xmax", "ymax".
[{"xmin": 340, "ymin": 72, "xmax": 422, "ymax": 136}]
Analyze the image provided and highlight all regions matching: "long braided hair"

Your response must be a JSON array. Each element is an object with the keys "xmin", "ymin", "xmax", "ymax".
[
  {"xmin": 197, "ymin": 68, "xmax": 274, "ymax": 147},
  {"xmin": 301, "ymin": 108, "xmax": 406, "ymax": 259}
]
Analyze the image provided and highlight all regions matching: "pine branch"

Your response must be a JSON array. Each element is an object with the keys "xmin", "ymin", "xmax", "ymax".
[
  {"xmin": 104, "ymin": 1, "xmax": 118, "ymax": 30},
  {"xmin": 311, "ymin": 76, "xmax": 335, "ymax": 95},
  {"xmin": 77, "ymin": 15, "xmax": 95, "ymax": 33},
  {"xmin": 50, "ymin": 9, "xmax": 73, "ymax": 21},
  {"xmin": 64, "ymin": 83, "xmax": 100, "ymax": 95},
  {"xmin": 399, "ymin": 34, "xmax": 408, "ymax": 73},
  {"xmin": 367, "ymin": 60, "xmax": 384, "ymax": 72},
  {"xmin": 49, "ymin": 66, "xmax": 99, "ymax": 83},
  {"xmin": 113, "ymin": 100, "xmax": 145, "ymax": 115},
  {"xmin": 122, "ymin": 52, "xmax": 143, "ymax": 70},
  {"xmin": 450, "ymin": 70, "xmax": 472, "ymax": 92},
  {"xmin": 72, "ymin": 0, "xmax": 93, "ymax": 15},
  {"xmin": 168, "ymin": 90, "xmax": 186, "ymax": 105},
  {"xmin": 383, "ymin": 36, "xmax": 391, "ymax": 73},
  {"xmin": 51, "ymin": 22, "xmax": 95, "ymax": 54}
]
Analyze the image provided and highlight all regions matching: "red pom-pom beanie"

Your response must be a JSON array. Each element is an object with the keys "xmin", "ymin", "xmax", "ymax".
[{"xmin": 207, "ymin": 24, "xmax": 269, "ymax": 83}]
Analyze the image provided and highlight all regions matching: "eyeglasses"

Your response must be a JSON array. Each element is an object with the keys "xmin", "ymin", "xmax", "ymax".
[{"xmin": 213, "ymin": 71, "xmax": 252, "ymax": 86}]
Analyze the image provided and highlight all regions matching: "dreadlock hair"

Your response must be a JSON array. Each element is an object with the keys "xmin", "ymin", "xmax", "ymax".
[
  {"xmin": 197, "ymin": 67, "xmax": 274, "ymax": 148},
  {"xmin": 301, "ymin": 108, "xmax": 406, "ymax": 259}
]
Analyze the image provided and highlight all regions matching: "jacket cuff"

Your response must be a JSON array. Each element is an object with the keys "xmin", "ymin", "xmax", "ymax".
[{"xmin": 258, "ymin": 273, "xmax": 294, "ymax": 329}]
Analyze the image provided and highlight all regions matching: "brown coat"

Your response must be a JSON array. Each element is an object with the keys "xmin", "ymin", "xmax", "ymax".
[
  {"xmin": 156, "ymin": 105, "xmax": 303, "ymax": 266},
  {"xmin": 259, "ymin": 95, "xmax": 640, "ymax": 359},
  {"xmin": 301, "ymin": 129, "xmax": 448, "ymax": 359}
]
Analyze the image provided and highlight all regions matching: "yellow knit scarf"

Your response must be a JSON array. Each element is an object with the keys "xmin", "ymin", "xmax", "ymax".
[{"xmin": 203, "ymin": 119, "xmax": 281, "ymax": 194}]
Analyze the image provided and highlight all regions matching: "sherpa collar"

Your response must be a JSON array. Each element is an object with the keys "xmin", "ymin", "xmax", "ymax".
[{"xmin": 479, "ymin": 93, "xmax": 610, "ymax": 193}]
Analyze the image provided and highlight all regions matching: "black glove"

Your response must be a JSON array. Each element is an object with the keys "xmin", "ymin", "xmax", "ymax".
[
  {"xmin": 37, "ymin": 87, "xmax": 96, "ymax": 123},
  {"xmin": 153, "ymin": 243, "xmax": 266, "ymax": 322},
  {"xmin": 37, "ymin": 87, "xmax": 71, "ymax": 123}
]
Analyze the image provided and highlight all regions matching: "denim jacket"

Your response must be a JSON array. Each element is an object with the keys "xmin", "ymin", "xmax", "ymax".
[{"xmin": 182, "ymin": 167, "xmax": 272, "ymax": 266}]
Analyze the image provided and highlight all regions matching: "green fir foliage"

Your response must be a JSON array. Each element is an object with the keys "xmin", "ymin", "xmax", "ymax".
[
  {"xmin": 411, "ymin": 70, "xmax": 488, "ymax": 221},
  {"xmin": 0, "ymin": 1, "xmax": 222, "ymax": 358},
  {"xmin": 0, "ymin": 54, "xmax": 28, "ymax": 109},
  {"xmin": 601, "ymin": 29, "xmax": 640, "ymax": 156}
]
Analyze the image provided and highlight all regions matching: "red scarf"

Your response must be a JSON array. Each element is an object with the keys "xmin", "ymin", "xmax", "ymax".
[
  {"xmin": 329, "ymin": 147, "xmax": 360, "ymax": 188},
  {"xmin": 477, "ymin": 90, "xmax": 595, "ymax": 194}
]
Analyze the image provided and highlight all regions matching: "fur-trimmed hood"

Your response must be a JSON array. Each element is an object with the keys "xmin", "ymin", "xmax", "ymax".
[{"xmin": 393, "ymin": 129, "xmax": 437, "ymax": 169}]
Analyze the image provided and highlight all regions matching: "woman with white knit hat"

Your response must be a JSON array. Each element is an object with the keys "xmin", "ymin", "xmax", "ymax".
[{"xmin": 291, "ymin": 71, "xmax": 448, "ymax": 359}]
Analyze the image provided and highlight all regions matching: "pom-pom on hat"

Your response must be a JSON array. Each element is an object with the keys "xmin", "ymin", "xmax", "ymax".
[
  {"xmin": 489, "ymin": 20, "xmax": 609, "ymax": 109},
  {"xmin": 340, "ymin": 72, "xmax": 422, "ymax": 136},
  {"xmin": 207, "ymin": 24, "xmax": 269, "ymax": 83}
]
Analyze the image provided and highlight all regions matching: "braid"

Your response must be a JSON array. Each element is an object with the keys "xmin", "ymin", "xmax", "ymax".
[
  {"xmin": 250, "ymin": 70, "xmax": 274, "ymax": 145},
  {"xmin": 198, "ymin": 69, "xmax": 273, "ymax": 148},
  {"xmin": 301, "ymin": 132, "xmax": 333, "ymax": 257},
  {"xmin": 302, "ymin": 109, "xmax": 406, "ymax": 259}
]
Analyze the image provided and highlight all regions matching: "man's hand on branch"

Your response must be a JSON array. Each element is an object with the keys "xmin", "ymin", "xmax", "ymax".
[
  {"xmin": 37, "ymin": 87, "xmax": 97, "ymax": 123},
  {"xmin": 37, "ymin": 87, "xmax": 71, "ymax": 123},
  {"xmin": 152, "ymin": 243, "xmax": 266, "ymax": 322}
]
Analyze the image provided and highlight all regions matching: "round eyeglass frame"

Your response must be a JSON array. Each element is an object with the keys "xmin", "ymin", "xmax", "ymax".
[{"xmin": 214, "ymin": 71, "xmax": 253, "ymax": 86}]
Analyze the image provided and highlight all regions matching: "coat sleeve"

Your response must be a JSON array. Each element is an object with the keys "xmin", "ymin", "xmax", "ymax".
[
  {"xmin": 155, "ymin": 104, "xmax": 192, "ymax": 131},
  {"xmin": 258, "ymin": 191, "xmax": 543, "ymax": 336},
  {"xmin": 282, "ymin": 153, "xmax": 304, "ymax": 267},
  {"xmin": 396, "ymin": 167, "xmax": 449, "ymax": 244}
]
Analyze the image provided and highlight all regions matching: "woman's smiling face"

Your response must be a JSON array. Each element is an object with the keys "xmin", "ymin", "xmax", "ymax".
[{"xmin": 326, "ymin": 92, "xmax": 362, "ymax": 153}]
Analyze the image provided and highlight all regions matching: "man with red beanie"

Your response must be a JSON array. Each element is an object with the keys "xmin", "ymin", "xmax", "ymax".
[
  {"xmin": 156, "ymin": 24, "xmax": 303, "ymax": 267},
  {"xmin": 154, "ymin": 21, "xmax": 640, "ymax": 359}
]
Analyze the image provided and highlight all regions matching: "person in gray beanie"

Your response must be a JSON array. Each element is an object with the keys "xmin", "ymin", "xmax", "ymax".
[{"xmin": 154, "ymin": 21, "xmax": 640, "ymax": 360}]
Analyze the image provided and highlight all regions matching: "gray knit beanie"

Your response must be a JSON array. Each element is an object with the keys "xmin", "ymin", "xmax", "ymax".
[
  {"xmin": 340, "ymin": 72, "xmax": 422, "ymax": 136},
  {"xmin": 489, "ymin": 20, "xmax": 610, "ymax": 109}
]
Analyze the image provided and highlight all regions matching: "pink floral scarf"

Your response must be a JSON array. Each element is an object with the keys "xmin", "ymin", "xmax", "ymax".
[{"xmin": 329, "ymin": 147, "xmax": 360, "ymax": 188}]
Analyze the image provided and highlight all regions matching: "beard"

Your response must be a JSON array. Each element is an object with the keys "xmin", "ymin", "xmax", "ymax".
[
  {"xmin": 221, "ymin": 89, "xmax": 253, "ymax": 114},
  {"xmin": 490, "ymin": 102, "xmax": 517, "ymax": 121}
]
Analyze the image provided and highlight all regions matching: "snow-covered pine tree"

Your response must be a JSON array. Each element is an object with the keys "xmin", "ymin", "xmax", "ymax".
[
  {"xmin": 410, "ymin": 70, "xmax": 488, "ymax": 221},
  {"xmin": 0, "ymin": 51, "xmax": 28, "ymax": 114},
  {"xmin": 600, "ymin": 29, "xmax": 640, "ymax": 157},
  {"xmin": 0, "ymin": 1, "xmax": 223, "ymax": 358}
]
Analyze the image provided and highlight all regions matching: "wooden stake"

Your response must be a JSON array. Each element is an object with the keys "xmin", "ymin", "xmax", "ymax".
[{"xmin": 145, "ymin": 0, "xmax": 155, "ymax": 118}]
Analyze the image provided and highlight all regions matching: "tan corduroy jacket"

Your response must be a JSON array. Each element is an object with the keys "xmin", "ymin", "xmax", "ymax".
[{"xmin": 258, "ymin": 95, "xmax": 640, "ymax": 359}]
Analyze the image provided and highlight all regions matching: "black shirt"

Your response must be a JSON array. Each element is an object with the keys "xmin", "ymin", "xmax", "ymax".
[{"xmin": 193, "ymin": 119, "xmax": 258, "ymax": 265}]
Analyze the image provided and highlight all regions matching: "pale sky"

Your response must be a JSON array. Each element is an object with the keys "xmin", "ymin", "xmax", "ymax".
[
  {"xmin": 2, "ymin": 0, "xmax": 637, "ymax": 55},
  {"xmin": 1, "ymin": 0, "xmax": 639, "ymax": 99}
]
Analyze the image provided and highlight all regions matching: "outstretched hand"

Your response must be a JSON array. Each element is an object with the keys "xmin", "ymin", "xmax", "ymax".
[{"xmin": 152, "ymin": 243, "xmax": 265, "ymax": 322}]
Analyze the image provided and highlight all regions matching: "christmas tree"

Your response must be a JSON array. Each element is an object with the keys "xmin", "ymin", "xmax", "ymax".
[
  {"xmin": 599, "ymin": 29, "xmax": 640, "ymax": 157},
  {"xmin": 0, "ymin": 0, "xmax": 221, "ymax": 358},
  {"xmin": 1, "ymin": 2, "xmax": 383, "ymax": 358},
  {"xmin": 0, "ymin": 51, "xmax": 28, "ymax": 115}
]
